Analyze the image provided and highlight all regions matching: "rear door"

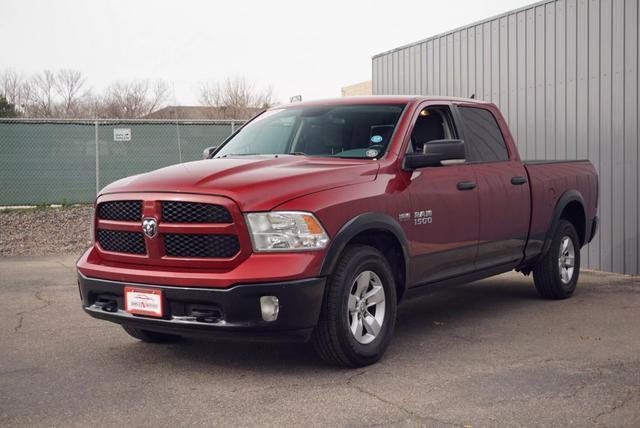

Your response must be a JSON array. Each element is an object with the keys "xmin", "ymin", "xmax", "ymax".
[{"xmin": 454, "ymin": 104, "xmax": 530, "ymax": 269}]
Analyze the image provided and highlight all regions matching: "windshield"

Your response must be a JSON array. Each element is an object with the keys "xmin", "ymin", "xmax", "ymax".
[{"xmin": 214, "ymin": 104, "xmax": 406, "ymax": 159}]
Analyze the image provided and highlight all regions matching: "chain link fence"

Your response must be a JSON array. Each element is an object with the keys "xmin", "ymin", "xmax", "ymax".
[{"xmin": 0, "ymin": 119, "xmax": 244, "ymax": 206}]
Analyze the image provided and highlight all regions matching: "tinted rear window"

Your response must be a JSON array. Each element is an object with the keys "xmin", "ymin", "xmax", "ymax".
[{"xmin": 459, "ymin": 107, "xmax": 509, "ymax": 162}]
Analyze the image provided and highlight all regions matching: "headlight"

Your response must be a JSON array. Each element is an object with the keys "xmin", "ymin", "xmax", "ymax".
[{"xmin": 245, "ymin": 211, "xmax": 329, "ymax": 252}]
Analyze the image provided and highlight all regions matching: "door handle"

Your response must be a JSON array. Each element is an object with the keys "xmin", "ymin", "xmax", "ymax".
[
  {"xmin": 457, "ymin": 181, "xmax": 476, "ymax": 191},
  {"xmin": 511, "ymin": 176, "xmax": 527, "ymax": 185}
]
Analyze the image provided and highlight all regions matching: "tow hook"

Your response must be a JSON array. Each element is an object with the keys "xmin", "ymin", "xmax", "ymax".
[
  {"xmin": 190, "ymin": 308, "xmax": 222, "ymax": 323},
  {"xmin": 93, "ymin": 296, "xmax": 118, "ymax": 313}
]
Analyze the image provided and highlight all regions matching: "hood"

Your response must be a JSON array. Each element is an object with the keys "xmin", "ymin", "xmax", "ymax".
[{"xmin": 100, "ymin": 155, "xmax": 379, "ymax": 211}]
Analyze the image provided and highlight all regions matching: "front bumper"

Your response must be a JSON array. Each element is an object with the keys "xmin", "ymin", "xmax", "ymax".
[{"xmin": 78, "ymin": 273, "xmax": 326, "ymax": 342}]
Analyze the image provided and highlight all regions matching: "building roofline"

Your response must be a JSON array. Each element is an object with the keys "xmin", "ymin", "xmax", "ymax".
[{"xmin": 372, "ymin": 0, "xmax": 555, "ymax": 59}]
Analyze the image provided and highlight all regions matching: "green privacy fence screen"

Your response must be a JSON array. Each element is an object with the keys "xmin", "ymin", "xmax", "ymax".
[{"xmin": 0, "ymin": 119, "xmax": 243, "ymax": 206}]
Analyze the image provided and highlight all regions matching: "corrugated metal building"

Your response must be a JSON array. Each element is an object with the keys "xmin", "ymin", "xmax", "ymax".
[{"xmin": 372, "ymin": 0, "xmax": 639, "ymax": 275}]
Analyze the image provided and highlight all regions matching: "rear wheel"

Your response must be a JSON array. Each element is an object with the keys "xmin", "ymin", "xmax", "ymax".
[
  {"xmin": 533, "ymin": 220, "xmax": 580, "ymax": 299},
  {"xmin": 312, "ymin": 245, "xmax": 397, "ymax": 367},
  {"xmin": 121, "ymin": 325, "xmax": 181, "ymax": 343}
]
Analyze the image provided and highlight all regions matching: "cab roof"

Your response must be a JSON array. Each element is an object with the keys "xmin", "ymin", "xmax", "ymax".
[{"xmin": 275, "ymin": 95, "xmax": 491, "ymax": 109}]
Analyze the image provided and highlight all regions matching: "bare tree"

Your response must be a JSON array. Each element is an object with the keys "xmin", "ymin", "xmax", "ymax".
[
  {"xmin": 148, "ymin": 80, "xmax": 170, "ymax": 114},
  {"xmin": 99, "ymin": 79, "xmax": 169, "ymax": 118},
  {"xmin": 254, "ymin": 86, "xmax": 275, "ymax": 110},
  {"xmin": 199, "ymin": 76, "xmax": 275, "ymax": 119},
  {"xmin": 0, "ymin": 68, "xmax": 176, "ymax": 118},
  {"xmin": 0, "ymin": 69, "xmax": 25, "ymax": 110},
  {"xmin": 27, "ymin": 70, "xmax": 57, "ymax": 117},
  {"xmin": 55, "ymin": 69, "xmax": 88, "ymax": 117},
  {"xmin": 75, "ymin": 92, "xmax": 99, "ymax": 118}
]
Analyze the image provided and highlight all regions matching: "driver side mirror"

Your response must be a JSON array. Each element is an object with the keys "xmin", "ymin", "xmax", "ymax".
[
  {"xmin": 403, "ymin": 139, "xmax": 466, "ymax": 170},
  {"xmin": 203, "ymin": 146, "xmax": 218, "ymax": 159}
]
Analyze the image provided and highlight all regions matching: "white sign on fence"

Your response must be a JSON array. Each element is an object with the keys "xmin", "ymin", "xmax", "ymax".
[{"xmin": 113, "ymin": 128, "xmax": 131, "ymax": 142}]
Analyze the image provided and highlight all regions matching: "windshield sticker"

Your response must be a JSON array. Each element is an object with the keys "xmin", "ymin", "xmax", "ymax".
[
  {"xmin": 370, "ymin": 135, "xmax": 383, "ymax": 144},
  {"xmin": 366, "ymin": 149, "xmax": 379, "ymax": 158}
]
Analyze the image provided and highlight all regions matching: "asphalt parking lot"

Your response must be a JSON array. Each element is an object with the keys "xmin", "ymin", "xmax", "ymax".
[{"xmin": 1, "ymin": 256, "xmax": 639, "ymax": 427}]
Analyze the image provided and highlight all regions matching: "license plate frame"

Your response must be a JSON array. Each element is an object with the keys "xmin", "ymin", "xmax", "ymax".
[{"xmin": 124, "ymin": 286, "xmax": 164, "ymax": 318}]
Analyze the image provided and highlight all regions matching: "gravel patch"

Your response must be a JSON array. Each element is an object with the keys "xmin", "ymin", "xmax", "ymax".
[{"xmin": 0, "ymin": 205, "xmax": 93, "ymax": 257}]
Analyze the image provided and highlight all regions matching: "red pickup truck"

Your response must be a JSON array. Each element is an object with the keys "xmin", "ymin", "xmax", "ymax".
[{"xmin": 77, "ymin": 96, "xmax": 598, "ymax": 367}]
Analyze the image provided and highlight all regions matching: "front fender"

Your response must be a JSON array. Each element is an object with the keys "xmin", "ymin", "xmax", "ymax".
[{"xmin": 319, "ymin": 212, "xmax": 410, "ymax": 284}]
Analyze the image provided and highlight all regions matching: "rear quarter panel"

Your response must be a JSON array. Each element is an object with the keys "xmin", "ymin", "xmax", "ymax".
[{"xmin": 525, "ymin": 160, "xmax": 598, "ymax": 255}]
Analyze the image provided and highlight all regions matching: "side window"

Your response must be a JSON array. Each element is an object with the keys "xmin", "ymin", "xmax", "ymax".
[
  {"xmin": 407, "ymin": 106, "xmax": 456, "ymax": 153},
  {"xmin": 458, "ymin": 107, "xmax": 509, "ymax": 162}
]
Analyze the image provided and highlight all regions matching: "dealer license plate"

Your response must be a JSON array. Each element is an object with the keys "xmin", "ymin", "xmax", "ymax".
[{"xmin": 124, "ymin": 287, "xmax": 163, "ymax": 318}]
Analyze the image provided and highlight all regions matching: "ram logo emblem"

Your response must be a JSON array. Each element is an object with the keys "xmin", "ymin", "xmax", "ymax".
[{"xmin": 142, "ymin": 217, "xmax": 158, "ymax": 238}]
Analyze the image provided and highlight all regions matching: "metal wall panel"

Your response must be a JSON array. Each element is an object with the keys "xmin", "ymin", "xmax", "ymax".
[
  {"xmin": 372, "ymin": 0, "xmax": 640, "ymax": 275},
  {"xmin": 599, "ymin": 0, "xmax": 612, "ymax": 272},
  {"xmin": 624, "ymin": 0, "xmax": 638, "ymax": 275},
  {"xmin": 586, "ymin": 0, "xmax": 600, "ymax": 268},
  {"xmin": 461, "ymin": 30, "xmax": 468, "ymax": 99},
  {"xmin": 611, "ymin": 0, "xmax": 625, "ymax": 274},
  {"xmin": 526, "ymin": 7, "xmax": 536, "ymax": 160}
]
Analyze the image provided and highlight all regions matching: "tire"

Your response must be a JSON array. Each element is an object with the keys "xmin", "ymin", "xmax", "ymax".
[
  {"xmin": 533, "ymin": 219, "xmax": 581, "ymax": 299},
  {"xmin": 121, "ymin": 325, "xmax": 181, "ymax": 343},
  {"xmin": 312, "ymin": 244, "xmax": 397, "ymax": 367}
]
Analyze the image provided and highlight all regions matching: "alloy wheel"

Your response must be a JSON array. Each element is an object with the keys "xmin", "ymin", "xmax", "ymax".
[
  {"xmin": 347, "ymin": 270, "xmax": 386, "ymax": 344},
  {"xmin": 558, "ymin": 236, "xmax": 575, "ymax": 284}
]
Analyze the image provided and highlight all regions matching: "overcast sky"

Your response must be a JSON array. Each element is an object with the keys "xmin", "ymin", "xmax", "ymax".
[{"xmin": 1, "ymin": 0, "xmax": 533, "ymax": 105}]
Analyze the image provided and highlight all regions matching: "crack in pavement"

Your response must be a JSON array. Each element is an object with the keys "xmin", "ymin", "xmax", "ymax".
[
  {"xmin": 561, "ymin": 381, "xmax": 589, "ymax": 400},
  {"xmin": 214, "ymin": 369, "xmax": 373, "ymax": 395},
  {"xmin": 13, "ymin": 314, "xmax": 24, "ymax": 334},
  {"xmin": 13, "ymin": 289, "xmax": 53, "ymax": 333},
  {"xmin": 345, "ymin": 369, "xmax": 459, "ymax": 427},
  {"xmin": 0, "ymin": 367, "xmax": 39, "ymax": 376},
  {"xmin": 591, "ymin": 387, "xmax": 640, "ymax": 426},
  {"xmin": 365, "ymin": 415, "xmax": 463, "ymax": 427},
  {"xmin": 55, "ymin": 260, "xmax": 76, "ymax": 274},
  {"xmin": 345, "ymin": 369, "xmax": 416, "ymax": 417},
  {"xmin": 226, "ymin": 379, "xmax": 348, "ymax": 395}
]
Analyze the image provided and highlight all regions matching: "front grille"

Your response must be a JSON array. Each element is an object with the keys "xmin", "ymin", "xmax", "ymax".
[
  {"xmin": 95, "ymin": 197, "xmax": 243, "ymax": 262},
  {"xmin": 98, "ymin": 201, "xmax": 142, "ymax": 222},
  {"xmin": 97, "ymin": 230, "xmax": 146, "ymax": 255},
  {"xmin": 162, "ymin": 201, "xmax": 232, "ymax": 223},
  {"xmin": 164, "ymin": 234, "xmax": 240, "ymax": 258}
]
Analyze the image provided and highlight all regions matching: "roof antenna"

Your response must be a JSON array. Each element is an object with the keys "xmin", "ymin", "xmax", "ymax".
[{"xmin": 469, "ymin": 93, "xmax": 475, "ymax": 99}]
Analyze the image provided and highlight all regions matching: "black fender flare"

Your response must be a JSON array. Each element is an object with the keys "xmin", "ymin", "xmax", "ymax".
[
  {"xmin": 540, "ymin": 190, "xmax": 587, "ymax": 257},
  {"xmin": 319, "ymin": 212, "xmax": 411, "ymax": 286}
]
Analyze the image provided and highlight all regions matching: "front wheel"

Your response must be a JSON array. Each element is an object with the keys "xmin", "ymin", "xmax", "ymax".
[
  {"xmin": 312, "ymin": 245, "xmax": 397, "ymax": 367},
  {"xmin": 533, "ymin": 220, "xmax": 581, "ymax": 299}
]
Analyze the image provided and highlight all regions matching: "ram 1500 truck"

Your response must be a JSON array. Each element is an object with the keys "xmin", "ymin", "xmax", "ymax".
[{"xmin": 77, "ymin": 96, "xmax": 598, "ymax": 367}]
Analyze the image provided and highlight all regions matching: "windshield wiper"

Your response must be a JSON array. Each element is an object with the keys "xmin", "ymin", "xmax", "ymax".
[
  {"xmin": 289, "ymin": 151, "xmax": 306, "ymax": 156},
  {"xmin": 219, "ymin": 153, "xmax": 262, "ymax": 158},
  {"xmin": 330, "ymin": 155, "xmax": 373, "ymax": 159}
]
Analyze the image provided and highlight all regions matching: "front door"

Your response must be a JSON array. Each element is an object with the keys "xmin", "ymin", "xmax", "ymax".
[{"xmin": 404, "ymin": 104, "xmax": 480, "ymax": 286}]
